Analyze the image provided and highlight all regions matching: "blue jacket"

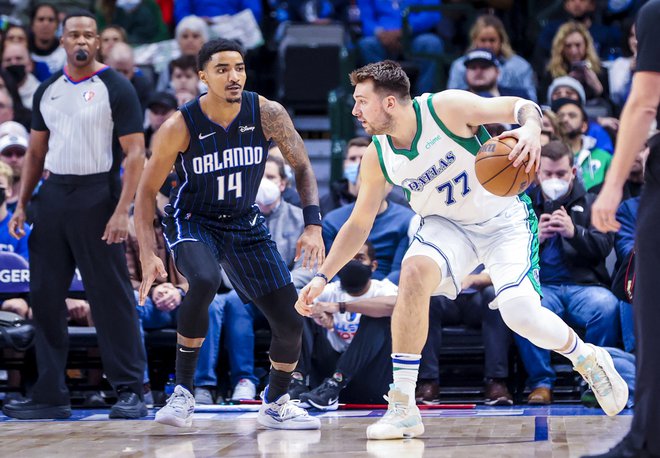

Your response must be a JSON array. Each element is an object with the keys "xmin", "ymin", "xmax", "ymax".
[
  {"xmin": 358, "ymin": 0, "xmax": 441, "ymax": 37},
  {"xmin": 323, "ymin": 201, "xmax": 415, "ymax": 284},
  {"xmin": 0, "ymin": 212, "xmax": 30, "ymax": 261},
  {"xmin": 614, "ymin": 196, "xmax": 638, "ymax": 267},
  {"xmin": 175, "ymin": 0, "xmax": 262, "ymax": 24}
]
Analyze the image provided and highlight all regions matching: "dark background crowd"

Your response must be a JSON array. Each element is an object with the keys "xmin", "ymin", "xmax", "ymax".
[{"xmin": 0, "ymin": 0, "xmax": 649, "ymax": 411}]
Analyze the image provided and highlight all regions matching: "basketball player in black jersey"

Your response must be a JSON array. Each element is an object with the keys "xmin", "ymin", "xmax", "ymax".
[{"xmin": 134, "ymin": 38, "xmax": 324, "ymax": 429}]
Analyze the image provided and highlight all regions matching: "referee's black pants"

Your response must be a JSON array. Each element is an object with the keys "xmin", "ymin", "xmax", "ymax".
[
  {"xmin": 631, "ymin": 135, "xmax": 660, "ymax": 455},
  {"xmin": 28, "ymin": 173, "xmax": 145, "ymax": 405}
]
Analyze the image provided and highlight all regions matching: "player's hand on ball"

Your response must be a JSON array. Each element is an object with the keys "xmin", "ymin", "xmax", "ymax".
[
  {"xmin": 496, "ymin": 124, "xmax": 541, "ymax": 173},
  {"xmin": 295, "ymin": 276, "xmax": 327, "ymax": 316},
  {"xmin": 295, "ymin": 225, "xmax": 326, "ymax": 270}
]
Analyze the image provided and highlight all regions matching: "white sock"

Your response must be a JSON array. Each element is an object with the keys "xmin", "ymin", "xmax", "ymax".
[
  {"xmin": 557, "ymin": 331, "xmax": 595, "ymax": 366},
  {"xmin": 392, "ymin": 353, "xmax": 420, "ymax": 406}
]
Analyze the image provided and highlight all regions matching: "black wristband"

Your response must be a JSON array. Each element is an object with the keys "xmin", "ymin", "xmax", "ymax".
[
  {"xmin": 339, "ymin": 301, "xmax": 346, "ymax": 313},
  {"xmin": 303, "ymin": 205, "xmax": 322, "ymax": 226},
  {"xmin": 314, "ymin": 272, "xmax": 328, "ymax": 284}
]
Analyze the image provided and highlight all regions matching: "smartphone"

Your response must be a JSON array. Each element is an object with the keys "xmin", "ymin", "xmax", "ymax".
[{"xmin": 543, "ymin": 200, "xmax": 562, "ymax": 214}]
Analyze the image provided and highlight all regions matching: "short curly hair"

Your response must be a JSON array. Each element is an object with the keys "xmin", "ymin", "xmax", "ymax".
[{"xmin": 349, "ymin": 60, "xmax": 411, "ymax": 100}]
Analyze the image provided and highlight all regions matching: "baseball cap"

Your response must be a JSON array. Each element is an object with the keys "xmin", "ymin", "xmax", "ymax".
[
  {"xmin": 0, "ymin": 134, "xmax": 28, "ymax": 155},
  {"xmin": 464, "ymin": 48, "xmax": 499, "ymax": 67},
  {"xmin": 0, "ymin": 121, "xmax": 28, "ymax": 140},
  {"xmin": 147, "ymin": 92, "xmax": 178, "ymax": 112}
]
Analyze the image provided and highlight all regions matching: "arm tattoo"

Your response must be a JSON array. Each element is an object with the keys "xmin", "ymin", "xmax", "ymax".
[
  {"xmin": 517, "ymin": 104, "xmax": 542, "ymax": 128},
  {"xmin": 261, "ymin": 99, "xmax": 319, "ymax": 207}
]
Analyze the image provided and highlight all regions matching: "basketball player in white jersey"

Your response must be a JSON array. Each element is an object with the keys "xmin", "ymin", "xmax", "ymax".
[{"xmin": 296, "ymin": 60, "xmax": 628, "ymax": 440}]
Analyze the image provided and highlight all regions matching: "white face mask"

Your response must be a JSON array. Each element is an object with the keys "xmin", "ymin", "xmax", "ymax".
[
  {"xmin": 256, "ymin": 178, "xmax": 281, "ymax": 207},
  {"xmin": 541, "ymin": 177, "xmax": 570, "ymax": 201},
  {"xmin": 116, "ymin": 0, "xmax": 141, "ymax": 11}
]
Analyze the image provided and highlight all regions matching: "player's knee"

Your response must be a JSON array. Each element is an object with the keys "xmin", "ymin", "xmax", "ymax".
[
  {"xmin": 187, "ymin": 269, "xmax": 222, "ymax": 298},
  {"xmin": 399, "ymin": 257, "xmax": 440, "ymax": 296},
  {"xmin": 498, "ymin": 294, "xmax": 542, "ymax": 335}
]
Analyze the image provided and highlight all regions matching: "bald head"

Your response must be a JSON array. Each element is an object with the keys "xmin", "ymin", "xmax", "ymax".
[{"xmin": 106, "ymin": 42, "xmax": 135, "ymax": 80}]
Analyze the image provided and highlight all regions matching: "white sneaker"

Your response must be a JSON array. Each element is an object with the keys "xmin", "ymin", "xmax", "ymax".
[
  {"xmin": 366, "ymin": 385, "xmax": 425, "ymax": 440},
  {"xmin": 574, "ymin": 344, "xmax": 629, "ymax": 416},
  {"xmin": 258, "ymin": 389, "xmax": 321, "ymax": 430},
  {"xmin": 155, "ymin": 385, "xmax": 195, "ymax": 427},
  {"xmin": 231, "ymin": 378, "xmax": 257, "ymax": 401}
]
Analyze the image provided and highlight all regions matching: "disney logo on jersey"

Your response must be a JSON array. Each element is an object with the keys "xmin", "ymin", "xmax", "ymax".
[
  {"xmin": 239, "ymin": 125, "xmax": 255, "ymax": 133},
  {"xmin": 401, "ymin": 151, "xmax": 456, "ymax": 192}
]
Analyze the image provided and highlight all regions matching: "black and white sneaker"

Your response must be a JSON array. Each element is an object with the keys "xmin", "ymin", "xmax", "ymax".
[
  {"xmin": 300, "ymin": 377, "xmax": 342, "ymax": 411},
  {"xmin": 109, "ymin": 389, "xmax": 147, "ymax": 419}
]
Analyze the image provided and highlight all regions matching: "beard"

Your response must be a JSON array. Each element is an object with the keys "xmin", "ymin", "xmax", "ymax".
[
  {"xmin": 227, "ymin": 96, "xmax": 241, "ymax": 104},
  {"xmin": 565, "ymin": 127, "xmax": 582, "ymax": 139},
  {"xmin": 364, "ymin": 112, "xmax": 395, "ymax": 135},
  {"xmin": 470, "ymin": 82, "xmax": 497, "ymax": 93}
]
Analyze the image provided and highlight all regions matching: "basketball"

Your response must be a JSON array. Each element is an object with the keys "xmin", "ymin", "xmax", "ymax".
[{"xmin": 475, "ymin": 137, "xmax": 536, "ymax": 197}]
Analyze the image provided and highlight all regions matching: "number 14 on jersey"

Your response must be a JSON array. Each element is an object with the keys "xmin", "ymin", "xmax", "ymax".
[{"xmin": 217, "ymin": 172, "xmax": 243, "ymax": 200}]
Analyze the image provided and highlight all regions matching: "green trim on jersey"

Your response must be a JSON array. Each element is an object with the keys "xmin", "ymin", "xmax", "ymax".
[
  {"xmin": 519, "ymin": 192, "xmax": 543, "ymax": 297},
  {"xmin": 385, "ymin": 99, "xmax": 422, "ymax": 160},
  {"xmin": 373, "ymin": 137, "xmax": 395, "ymax": 185},
  {"xmin": 426, "ymin": 95, "xmax": 491, "ymax": 156}
]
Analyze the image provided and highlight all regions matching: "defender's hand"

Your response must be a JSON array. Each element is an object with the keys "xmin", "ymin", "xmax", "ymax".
[
  {"xmin": 295, "ymin": 276, "xmax": 327, "ymax": 317},
  {"xmin": 295, "ymin": 225, "xmax": 325, "ymax": 270}
]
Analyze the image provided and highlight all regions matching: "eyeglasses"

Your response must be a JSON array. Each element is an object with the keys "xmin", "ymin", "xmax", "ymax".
[{"xmin": 1, "ymin": 148, "xmax": 26, "ymax": 158}]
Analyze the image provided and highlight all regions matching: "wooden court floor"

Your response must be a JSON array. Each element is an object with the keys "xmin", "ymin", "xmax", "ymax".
[{"xmin": 0, "ymin": 406, "xmax": 631, "ymax": 457}]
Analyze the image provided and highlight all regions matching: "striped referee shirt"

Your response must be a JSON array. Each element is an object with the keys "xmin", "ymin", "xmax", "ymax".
[{"xmin": 32, "ymin": 66, "xmax": 143, "ymax": 175}]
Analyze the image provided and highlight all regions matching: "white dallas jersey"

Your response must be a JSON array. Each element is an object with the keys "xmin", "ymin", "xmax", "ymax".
[{"xmin": 374, "ymin": 93, "xmax": 517, "ymax": 224}]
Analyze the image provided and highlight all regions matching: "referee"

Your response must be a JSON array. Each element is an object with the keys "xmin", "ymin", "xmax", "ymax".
[
  {"xmin": 3, "ymin": 11, "xmax": 147, "ymax": 420},
  {"xmin": 589, "ymin": 1, "xmax": 660, "ymax": 457}
]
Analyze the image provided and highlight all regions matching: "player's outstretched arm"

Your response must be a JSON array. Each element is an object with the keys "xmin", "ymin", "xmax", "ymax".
[
  {"xmin": 259, "ymin": 96, "xmax": 325, "ymax": 269},
  {"xmin": 296, "ymin": 144, "xmax": 390, "ymax": 316},
  {"xmin": 433, "ymin": 90, "xmax": 543, "ymax": 173},
  {"xmin": 134, "ymin": 112, "xmax": 188, "ymax": 305}
]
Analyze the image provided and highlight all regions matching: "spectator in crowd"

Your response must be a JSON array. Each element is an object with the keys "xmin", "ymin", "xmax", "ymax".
[
  {"xmin": 357, "ymin": 0, "xmax": 443, "ymax": 95},
  {"xmin": 3, "ymin": 11, "xmax": 147, "ymax": 420},
  {"xmin": 320, "ymin": 137, "xmax": 369, "ymax": 216},
  {"xmin": 144, "ymin": 92, "xmax": 177, "ymax": 150},
  {"xmin": 323, "ymin": 177, "xmax": 414, "ymax": 284},
  {"xmin": 448, "ymin": 14, "xmax": 536, "ymax": 101},
  {"xmin": 515, "ymin": 141, "xmax": 620, "ymax": 405},
  {"xmin": 98, "ymin": 25, "xmax": 127, "ymax": 63},
  {"xmin": 608, "ymin": 18, "xmax": 636, "ymax": 112},
  {"xmin": 2, "ymin": 43, "xmax": 40, "ymax": 110},
  {"xmin": 463, "ymin": 49, "xmax": 528, "ymax": 99},
  {"xmin": 267, "ymin": 145, "xmax": 301, "ymax": 208},
  {"xmin": 174, "ymin": 0, "xmax": 263, "ymax": 25},
  {"xmin": 534, "ymin": 0, "xmax": 621, "ymax": 71},
  {"xmin": 541, "ymin": 22, "xmax": 610, "ymax": 109},
  {"xmin": 28, "ymin": 3, "xmax": 66, "ymax": 81},
  {"xmin": 290, "ymin": 242, "xmax": 397, "ymax": 408},
  {"xmin": 156, "ymin": 15, "xmax": 208, "ymax": 92},
  {"xmin": 541, "ymin": 108, "xmax": 566, "ymax": 145},
  {"xmin": 0, "ymin": 70, "xmax": 31, "ymax": 129},
  {"xmin": 97, "ymin": 0, "xmax": 169, "ymax": 45},
  {"xmin": 552, "ymin": 98, "xmax": 612, "ymax": 190},
  {"xmin": 4, "ymin": 25, "xmax": 29, "ymax": 49},
  {"xmin": 546, "ymin": 76, "xmax": 614, "ymax": 153},
  {"xmin": 0, "ymin": 129, "xmax": 28, "ymax": 213},
  {"xmin": 105, "ymin": 42, "xmax": 153, "ymax": 112},
  {"xmin": 416, "ymin": 268, "xmax": 514, "ymax": 406},
  {"xmin": 168, "ymin": 55, "xmax": 200, "ymax": 100},
  {"xmin": 0, "ymin": 159, "xmax": 28, "ymax": 261},
  {"xmin": 221, "ymin": 170, "xmax": 307, "ymax": 402},
  {"xmin": 124, "ymin": 185, "xmax": 225, "ymax": 406}
]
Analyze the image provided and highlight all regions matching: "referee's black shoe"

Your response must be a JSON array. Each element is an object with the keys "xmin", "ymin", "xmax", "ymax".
[
  {"xmin": 109, "ymin": 388, "xmax": 147, "ymax": 419},
  {"xmin": 2, "ymin": 398, "xmax": 71, "ymax": 419}
]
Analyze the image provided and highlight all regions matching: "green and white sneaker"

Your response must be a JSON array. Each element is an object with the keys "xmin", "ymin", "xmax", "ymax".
[
  {"xmin": 574, "ymin": 344, "xmax": 628, "ymax": 416},
  {"xmin": 366, "ymin": 385, "xmax": 424, "ymax": 440}
]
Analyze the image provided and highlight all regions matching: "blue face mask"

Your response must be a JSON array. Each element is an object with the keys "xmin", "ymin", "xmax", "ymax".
[{"xmin": 344, "ymin": 162, "xmax": 359, "ymax": 184}]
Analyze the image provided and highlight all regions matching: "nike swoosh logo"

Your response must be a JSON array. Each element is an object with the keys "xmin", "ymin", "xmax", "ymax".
[
  {"xmin": 50, "ymin": 95, "xmax": 61, "ymax": 100},
  {"xmin": 250, "ymin": 214, "xmax": 259, "ymax": 226},
  {"xmin": 179, "ymin": 348, "xmax": 195, "ymax": 353},
  {"xmin": 198, "ymin": 132, "xmax": 216, "ymax": 140}
]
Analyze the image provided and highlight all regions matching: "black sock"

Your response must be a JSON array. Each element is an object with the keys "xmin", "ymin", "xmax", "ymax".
[
  {"xmin": 266, "ymin": 368, "xmax": 292, "ymax": 403},
  {"xmin": 175, "ymin": 344, "xmax": 200, "ymax": 392}
]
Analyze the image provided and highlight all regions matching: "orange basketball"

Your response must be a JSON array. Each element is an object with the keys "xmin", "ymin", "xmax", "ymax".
[{"xmin": 474, "ymin": 137, "xmax": 536, "ymax": 197}]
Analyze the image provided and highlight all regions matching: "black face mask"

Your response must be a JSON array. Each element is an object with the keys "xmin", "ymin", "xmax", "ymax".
[
  {"xmin": 5, "ymin": 65, "xmax": 26, "ymax": 83},
  {"xmin": 338, "ymin": 260, "xmax": 372, "ymax": 294},
  {"xmin": 0, "ymin": 187, "xmax": 6, "ymax": 206}
]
